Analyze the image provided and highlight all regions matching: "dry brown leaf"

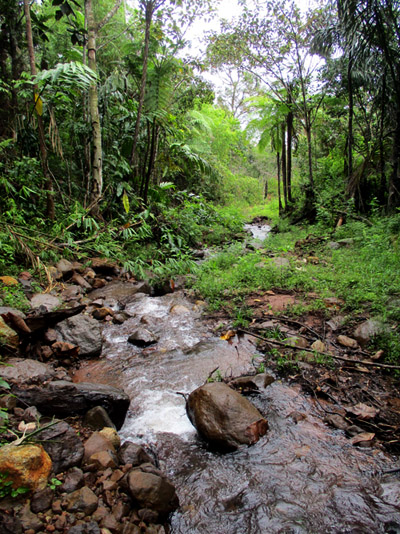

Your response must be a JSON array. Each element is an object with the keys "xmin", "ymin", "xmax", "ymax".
[
  {"xmin": 348, "ymin": 403, "xmax": 378, "ymax": 420},
  {"xmin": 351, "ymin": 432, "xmax": 375, "ymax": 445}
]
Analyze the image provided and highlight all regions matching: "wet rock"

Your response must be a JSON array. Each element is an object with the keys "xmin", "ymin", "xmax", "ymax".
[
  {"xmin": 187, "ymin": 382, "xmax": 269, "ymax": 451},
  {"xmin": 88, "ymin": 280, "xmax": 151, "ymax": 306},
  {"xmin": 39, "ymin": 421, "xmax": 84, "ymax": 473},
  {"xmin": 30, "ymin": 293, "xmax": 61, "ymax": 311},
  {"xmin": 62, "ymin": 285, "xmax": 83, "ymax": 301},
  {"xmin": 88, "ymin": 450, "xmax": 117, "ymax": 469},
  {"xmin": 31, "ymin": 486, "xmax": 54, "ymax": 513},
  {"xmin": 169, "ymin": 304, "xmax": 190, "ymax": 315},
  {"xmin": 119, "ymin": 442, "xmax": 154, "ymax": 467},
  {"xmin": 0, "ymin": 511, "xmax": 23, "ymax": 534},
  {"xmin": 337, "ymin": 335, "xmax": 358, "ymax": 349},
  {"xmin": 127, "ymin": 465, "xmax": 179, "ymax": 516},
  {"xmin": 84, "ymin": 406, "xmax": 116, "ymax": 430},
  {"xmin": 0, "ymin": 316, "xmax": 19, "ymax": 348},
  {"xmin": 353, "ymin": 319, "xmax": 388, "ymax": 347},
  {"xmin": 65, "ymin": 486, "xmax": 98, "ymax": 515},
  {"xmin": 13, "ymin": 381, "xmax": 129, "ymax": 429},
  {"xmin": 138, "ymin": 508, "xmax": 159, "ymax": 523},
  {"xmin": 56, "ymin": 259, "xmax": 74, "ymax": 278},
  {"xmin": 122, "ymin": 524, "xmax": 143, "ymax": 534},
  {"xmin": 99, "ymin": 427, "xmax": 120, "ymax": 448},
  {"xmin": 18, "ymin": 502, "xmax": 44, "ymax": 532},
  {"xmin": 128, "ymin": 327, "xmax": 159, "ymax": 347},
  {"xmin": 90, "ymin": 258, "xmax": 120, "ymax": 276},
  {"xmin": 55, "ymin": 313, "xmax": 102, "ymax": 357},
  {"xmin": 68, "ymin": 521, "xmax": 101, "ymax": 534},
  {"xmin": 0, "ymin": 444, "xmax": 52, "ymax": 491},
  {"xmin": 92, "ymin": 307, "xmax": 114, "ymax": 320},
  {"xmin": 83, "ymin": 431, "xmax": 116, "ymax": 463},
  {"xmin": 0, "ymin": 358, "xmax": 55, "ymax": 384},
  {"xmin": 71, "ymin": 272, "xmax": 92, "ymax": 290},
  {"xmin": 60, "ymin": 467, "xmax": 84, "ymax": 493},
  {"xmin": 100, "ymin": 513, "xmax": 120, "ymax": 532},
  {"xmin": 112, "ymin": 312, "xmax": 129, "ymax": 324},
  {"xmin": 91, "ymin": 278, "xmax": 107, "ymax": 289}
]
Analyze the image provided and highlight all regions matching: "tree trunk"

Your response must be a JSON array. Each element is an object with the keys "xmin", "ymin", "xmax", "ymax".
[
  {"xmin": 286, "ymin": 100, "xmax": 293, "ymax": 203},
  {"xmin": 130, "ymin": 1, "xmax": 153, "ymax": 172},
  {"xmin": 143, "ymin": 121, "xmax": 160, "ymax": 204},
  {"xmin": 23, "ymin": 0, "xmax": 55, "ymax": 220},
  {"xmin": 388, "ymin": 108, "xmax": 400, "ymax": 212},
  {"xmin": 347, "ymin": 56, "xmax": 354, "ymax": 186},
  {"xmin": 281, "ymin": 122, "xmax": 287, "ymax": 210},
  {"xmin": 86, "ymin": 0, "xmax": 102, "ymax": 216},
  {"xmin": 277, "ymin": 152, "xmax": 283, "ymax": 215},
  {"xmin": 305, "ymin": 121, "xmax": 314, "ymax": 189}
]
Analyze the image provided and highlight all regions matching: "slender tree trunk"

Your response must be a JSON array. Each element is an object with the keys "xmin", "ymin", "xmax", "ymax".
[
  {"xmin": 347, "ymin": 56, "xmax": 354, "ymax": 186},
  {"xmin": 281, "ymin": 122, "xmax": 287, "ymax": 210},
  {"xmin": 23, "ymin": 0, "xmax": 55, "ymax": 220},
  {"xmin": 388, "ymin": 107, "xmax": 400, "ymax": 212},
  {"xmin": 86, "ymin": 0, "xmax": 102, "ymax": 216},
  {"xmin": 85, "ymin": 0, "xmax": 122, "ymax": 215},
  {"xmin": 287, "ymin": 109, "xmax": 293, "ymax": 203},
  {"xmin": 130, "ymin": 2, "xmax": 153, "ymax": 172},
  {"xmin": 277, "ymin": 152, "xmax": 283, "ymax": 215},
  {"xmin": 140, "ymin": 120, "xmax": 152, "ymax": 197},
  {"xmin": 305, "ymin": 121, "xmax": 314, "ymax": 189},
  {"xmin": 378, "ymin": 72, "xmax": 386, "ymax": 204},
  {"xmin": 143, "ymin": 121, "xmax": 160, "ymax": 204}
]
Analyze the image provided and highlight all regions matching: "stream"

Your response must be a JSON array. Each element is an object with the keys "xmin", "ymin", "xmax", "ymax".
[{"xmin": 75, "ymin": 224, "xmax": 400, "ymax": 533}]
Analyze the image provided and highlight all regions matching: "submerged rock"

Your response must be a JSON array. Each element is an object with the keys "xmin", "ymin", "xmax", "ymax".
[
  {"xmin": 187, "ymin": 382, "xmax": 268, "ymax": 451},
  {"xmin": 128, "ymin": 327, "xmax": 159, "ymax": 347}
]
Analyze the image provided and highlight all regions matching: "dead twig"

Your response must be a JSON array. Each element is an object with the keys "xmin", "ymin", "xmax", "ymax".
[{"xmin": 238, "ymin": 329, "xmax": 400, "ymax": 370}]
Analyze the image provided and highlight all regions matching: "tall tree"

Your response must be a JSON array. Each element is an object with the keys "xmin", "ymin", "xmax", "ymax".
[
  {"xmin": 23, "ymin": 0, "xmax": 55, "ymax": 220},
  {"xmin": 85, "ymin": 0, "xmax": 123, "ymax": 215}
]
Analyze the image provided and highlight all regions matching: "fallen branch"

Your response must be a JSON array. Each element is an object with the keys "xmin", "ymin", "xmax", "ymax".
[{"xmin": 237, "ymin": 329, "xmax": 400, "ymax": 370}]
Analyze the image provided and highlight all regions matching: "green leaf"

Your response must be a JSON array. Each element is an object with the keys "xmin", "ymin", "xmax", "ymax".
[{"xmin": 122, "ymin": 191, "xmax": 130, "ymax": 214}]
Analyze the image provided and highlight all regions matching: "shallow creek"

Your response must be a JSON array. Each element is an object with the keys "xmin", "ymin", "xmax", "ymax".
[{"xmin": 75, "ymin": 225, "xmax": 400, "ymax": 533}]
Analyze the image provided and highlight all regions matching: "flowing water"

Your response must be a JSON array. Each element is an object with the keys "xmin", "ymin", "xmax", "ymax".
[{"xmin": 75, "ymin": 224, "xmax": 400, "ymax": 533}]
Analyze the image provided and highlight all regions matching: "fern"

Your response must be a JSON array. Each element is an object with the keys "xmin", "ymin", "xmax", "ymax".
[{"xmin": 34, "ymin": 62, "xmax": 97, "ymax": 91}]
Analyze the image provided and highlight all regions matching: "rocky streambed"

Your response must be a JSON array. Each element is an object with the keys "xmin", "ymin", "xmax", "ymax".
[{"xmin": 1, "ymin": 224, "xmax": 400, "ymax": 533}]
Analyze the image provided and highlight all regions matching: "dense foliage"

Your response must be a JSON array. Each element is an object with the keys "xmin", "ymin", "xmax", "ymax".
[{"xmin": 0, "ymin": 0, "xmax": 399, "ymax": 279}]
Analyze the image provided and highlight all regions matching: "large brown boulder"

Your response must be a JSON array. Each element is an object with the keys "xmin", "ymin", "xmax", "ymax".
[{"xmin": 187, "ymin": 382, "xmax": 268, "ymax": 451}]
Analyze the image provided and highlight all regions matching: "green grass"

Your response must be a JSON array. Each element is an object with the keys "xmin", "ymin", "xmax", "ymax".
[{"xmin": 191, "ymin": 215, "xmax": 400, "ymax": 322}]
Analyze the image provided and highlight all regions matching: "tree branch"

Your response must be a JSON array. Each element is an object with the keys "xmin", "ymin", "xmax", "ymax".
[{"xmin": 97, "ymin": 0, "xmax": 123, "ymax": 31}]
